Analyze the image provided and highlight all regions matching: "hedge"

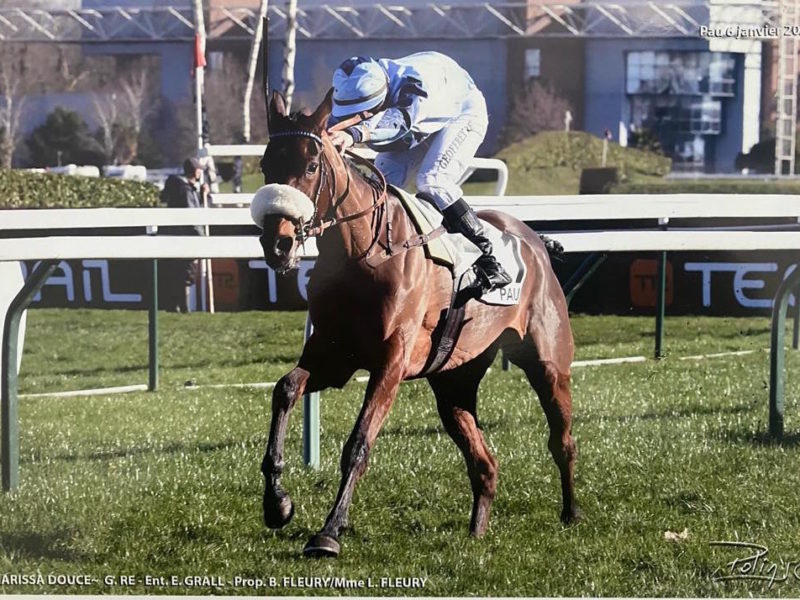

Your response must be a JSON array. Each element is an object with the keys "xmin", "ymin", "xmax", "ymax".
[
  {"xmin": 496, "ymin": 131, "xmax": 672, "ymax": 179},
  {"xmin": 609, "ymin": 179, "xmax": 800, "ymax": 195},
  {"xmin": 0, "ymin": 169, "xmax": 160, "ymax": 209}
]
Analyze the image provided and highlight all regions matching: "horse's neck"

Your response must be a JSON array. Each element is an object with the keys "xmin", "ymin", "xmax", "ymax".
[{"xmin": 323, "ymin": 162, "xmax": 384, "ymax": 260}]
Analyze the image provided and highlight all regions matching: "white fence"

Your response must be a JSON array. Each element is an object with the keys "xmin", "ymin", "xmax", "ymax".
[{"xmin": 4, "ymin": 193, "xmax": 800, "ymax": 490}]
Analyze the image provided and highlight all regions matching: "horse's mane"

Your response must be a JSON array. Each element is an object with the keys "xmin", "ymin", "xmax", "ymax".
[{"xmin": 269, "ymin": 111, "xmax": 386, "ymax": 198}]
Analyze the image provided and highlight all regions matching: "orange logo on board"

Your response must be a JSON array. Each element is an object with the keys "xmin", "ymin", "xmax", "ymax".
[
  {"xmin": 630, "ymin": 259, "xmax": 673, "ymax": 308},
  {"xmin": 211, "ymin": 259, "xmax": 240, "ymax": 309}
]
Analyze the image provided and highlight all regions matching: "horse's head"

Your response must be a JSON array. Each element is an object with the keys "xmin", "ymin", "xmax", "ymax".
[{"xmin": 251, "ymin": 88, "xmax": 339, "ymax": 274}]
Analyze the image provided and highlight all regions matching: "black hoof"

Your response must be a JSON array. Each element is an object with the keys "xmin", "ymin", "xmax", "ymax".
[
  {"xmin": 303, "ymin": 534, "xmax": 340, "ymax": 558},
  {"xmin": 561, "ymin": 505, "xmax": 582, "ymax": 525},
  {"xmin": 263, "ymin": 492, "xmax": 295, "ymax": 529}
]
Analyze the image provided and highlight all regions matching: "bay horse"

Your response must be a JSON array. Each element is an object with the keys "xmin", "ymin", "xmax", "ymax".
[{"xmin": 256, "ymin": 89, "xmax": 579, "ymax": 558}]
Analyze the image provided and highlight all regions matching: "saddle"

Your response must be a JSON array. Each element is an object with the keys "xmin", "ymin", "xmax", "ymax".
[
  {"xmin": 379, "ymin": 185, "xmax": 528, "ymax": 374},
  {"xmin": 388, "ymin": 185, "xmax": 527, "ymax": 306}
]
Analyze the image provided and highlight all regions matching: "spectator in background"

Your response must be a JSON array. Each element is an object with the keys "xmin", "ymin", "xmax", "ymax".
[
  {"xmin": 159, "ymin": 157, "xmax": 208, "ymax": 312},
  {"xmin": 232, "ymin": 155, "xmax": 243, "ymax": 194},
  {"xmin": 196, "ymin": 146, "xmax": 220, "ymax": 194}
]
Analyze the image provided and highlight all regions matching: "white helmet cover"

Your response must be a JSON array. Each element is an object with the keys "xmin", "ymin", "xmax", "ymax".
[{"xmin": 331, "ymin": 57, "xmax": 388, "ymax": 119}]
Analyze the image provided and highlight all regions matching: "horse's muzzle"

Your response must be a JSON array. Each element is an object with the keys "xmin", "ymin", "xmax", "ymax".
[{"xmin": 260, "ymin": 233, "xmax": 299, "ymax": 274}]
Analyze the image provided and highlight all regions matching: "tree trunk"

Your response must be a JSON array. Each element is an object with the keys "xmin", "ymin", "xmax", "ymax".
[
  {"xmin": 243, "ymin": 0, "xmax": 269, "ymax": 142},
  {"xmin": 282, "ymin": 0, "xmax": 297, "ymax": 112}
]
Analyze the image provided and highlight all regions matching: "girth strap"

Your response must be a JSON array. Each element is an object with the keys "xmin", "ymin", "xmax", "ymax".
[{"xmin": 365, "ymin": 225, "xmax": 447, "ymax": 268}]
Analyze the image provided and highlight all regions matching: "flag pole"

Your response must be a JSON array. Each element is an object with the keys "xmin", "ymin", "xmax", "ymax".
[{"xmin": 192, "ymin": 0, "xmax": 214, "ymax": 313}]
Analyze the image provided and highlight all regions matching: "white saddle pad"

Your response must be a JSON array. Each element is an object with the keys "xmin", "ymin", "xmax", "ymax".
[{"xmin": 409, "ymin": 196, "xmax": 527, "ymax": 306}]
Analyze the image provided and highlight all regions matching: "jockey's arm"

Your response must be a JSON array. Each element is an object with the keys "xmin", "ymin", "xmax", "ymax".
[{"xmin": 339, "ymin": 108, "xmax": 414, "ymax": 151}]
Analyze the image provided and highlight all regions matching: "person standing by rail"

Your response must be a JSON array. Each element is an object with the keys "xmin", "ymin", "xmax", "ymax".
[{"xmin": 159, "ymin": 157, "xmax": 208, "ymax": 312}]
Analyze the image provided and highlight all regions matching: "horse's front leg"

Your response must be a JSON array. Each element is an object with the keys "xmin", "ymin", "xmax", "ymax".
[
  {"xmin": 261, "ymin": 366, "xmax": 309, "ymax": 529},
  {"xmin": 262, "ymin": 335, "xmax": 355, "ymax": 529},
  {"xmin": 304, "ymin": 337, "xmax": 404, "ymax": 558}
]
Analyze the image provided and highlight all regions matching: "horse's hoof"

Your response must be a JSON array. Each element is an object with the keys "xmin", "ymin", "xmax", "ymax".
[
  {"xmin": 303, "ymin": 534, "xmax": 340, "ymax": 558},
  {"xmin": 561, "ymin": 505, "xmax": 582, "ymax": 525},
  {"xmin": 263, "ymin": 493, "xmax": 295, "ymax": 529}
]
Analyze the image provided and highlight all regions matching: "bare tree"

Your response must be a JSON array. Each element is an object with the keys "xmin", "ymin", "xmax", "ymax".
[
  {"xmin": 243, "ymin": 0, "xmax": 269, "ymax": 142},
  {"xmin": 0, "ymin": 61, "xmax": 25, "ymax": 168},
  {"xmin": 282, "ymin": 0, "xmax": 297, "ymax": 111},
  {"xmin": 90, "ymin": 59, "xmax": 158, "ymax": 164},
  {"xmin": 207, "ymin": 53, "xmax": 267, "ymax": 143},
  {"xmin": 500, "ymin": 80, "xmax": 572, "ymax": 148},
  {"xmin": 92, "ymin": 92, "xmax": 119, "ymax": 163},
  {"xmin": 119, "ymin": 66, "xmax": 156, "ymax": 159}
]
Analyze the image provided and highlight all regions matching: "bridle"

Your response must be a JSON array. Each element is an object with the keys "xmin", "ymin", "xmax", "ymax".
[{"xmin": 267, "ymin": 128, "xmax": 388, "ymax": 244}]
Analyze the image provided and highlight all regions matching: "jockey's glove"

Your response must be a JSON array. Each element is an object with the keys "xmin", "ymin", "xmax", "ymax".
[{"xmin": 330, "ymin": 129, "xmax": 356, "ymax": 154}]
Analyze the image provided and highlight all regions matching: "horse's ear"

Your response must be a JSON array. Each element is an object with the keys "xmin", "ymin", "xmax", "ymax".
[
  {"xmin": 270, "ymin": 90, "xmax": 287, "ymax": 121},
  {"xmin": 311, "ymin": 87, "xmax": 334, "ymax": 131}
]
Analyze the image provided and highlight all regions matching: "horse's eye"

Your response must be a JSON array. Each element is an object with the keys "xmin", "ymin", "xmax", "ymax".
[{"xmin": 306, "ymin": 162, "xmax": 319, "ymax": 175}]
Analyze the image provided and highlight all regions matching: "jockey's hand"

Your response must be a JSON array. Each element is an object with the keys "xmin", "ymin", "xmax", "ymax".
[{"xmin": 330, "ymin": 130, "xmax": 355, "ymax": 154}]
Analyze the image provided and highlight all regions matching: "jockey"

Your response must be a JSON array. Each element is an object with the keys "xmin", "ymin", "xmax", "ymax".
[{"xmin": 328, "ymin": 52, "xmax": 512, "ymax": 293}]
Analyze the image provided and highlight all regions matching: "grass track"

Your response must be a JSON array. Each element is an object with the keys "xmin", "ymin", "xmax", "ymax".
[{"xmin": 3, "ymin": 309, "xmax": 800, "ymax": 596}]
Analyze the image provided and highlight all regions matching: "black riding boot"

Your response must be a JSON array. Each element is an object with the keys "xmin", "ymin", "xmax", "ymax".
[{"xmin": 440, "ymin": 197, "xmax": 512, "ymax": 292}]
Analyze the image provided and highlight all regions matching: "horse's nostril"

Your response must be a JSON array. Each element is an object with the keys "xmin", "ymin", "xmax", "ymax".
[{"xmin": 274, "ymin": 236, "xmax": 294, "ymax": 256}]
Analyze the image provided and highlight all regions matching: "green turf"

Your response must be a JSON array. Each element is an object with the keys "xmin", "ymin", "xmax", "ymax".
[{"xmin": 3, "ymin": 309, "xmax": 800, "ymax": 596}]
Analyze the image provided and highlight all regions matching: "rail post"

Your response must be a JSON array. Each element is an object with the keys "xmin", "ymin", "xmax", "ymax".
[
  {"xmin": 302, "ymin": 314, "xmax": 320, "ymax": 469},
  {"xmin": 2, "ymin": 260, "xmax": 58, "ymax": 491},
  {"xmin": 147, "ymin": 227, "xmax": 159, "ymax": 391},
  {"xmin": 149, "ymin": 259, "xmax": 159, "ymax": 392},
  {"xmin": 769, "ymin": 266, "xmax": 800, "ymax": 440},
  {"xmin": 654, "ymin": 218, "xmax": 669, "ymax": 360},
  {"xmin": 793, "ymin": 280, "xmax": 800, "ymax": 350}
]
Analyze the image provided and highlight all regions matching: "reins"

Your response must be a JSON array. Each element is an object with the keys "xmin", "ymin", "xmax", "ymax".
[
  {"xmin": 268, "ymin": 124, "xmax": 443, "ymax": 267},
  {"xmin": 269, "ymin": 128, "xmax": 388, "ymax": 243},
  {"xmin": 302, "ymin": 148, "xmax": 388, "ymax": 239}
]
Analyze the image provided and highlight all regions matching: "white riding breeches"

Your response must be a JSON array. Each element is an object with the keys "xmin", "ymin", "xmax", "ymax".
[{"xmin": 374, "ymin": 89, "xmax": 488, "ymax": 211}]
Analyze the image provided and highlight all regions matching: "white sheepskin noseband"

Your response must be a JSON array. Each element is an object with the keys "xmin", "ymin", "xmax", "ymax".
[{"xmin": 250, "ymin": 184, "xmax": 315, "ymax": 229}]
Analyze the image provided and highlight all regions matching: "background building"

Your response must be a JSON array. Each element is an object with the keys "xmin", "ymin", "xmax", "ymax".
[{"xmin": 0, "ymin": 0, "xmax": 780, "ymax": 171}]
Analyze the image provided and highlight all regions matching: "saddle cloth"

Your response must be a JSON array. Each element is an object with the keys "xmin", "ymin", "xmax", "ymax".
[{"xmin": 391, "ymin": 185, "xmax": 527, "ymax": 306}]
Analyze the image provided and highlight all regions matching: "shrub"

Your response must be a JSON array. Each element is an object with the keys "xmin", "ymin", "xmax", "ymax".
[
  {"xmin": 609, "ymin": 179, "xmax": 800, "ymax": 195},
  {"xmin": 627, "ymin": 128, "xmax": 664, "ymax": 156},
  {"xmin": 734, "ymin": 137, "xmax": 800, "ymax": 175},
  {"xmin": 499, "ymin": 81, "xmax": 572, "ymax": 148},
  {"xmin": 0, "ymin": 168, "xmax": 159, "ymax": 209},
  {"xmin": 25, "ymin": 107, "xmax": 105, "ymax": 168},
  {"xmin": 497, "ymin": 131, "xmax": 671, "ymax": 178}
]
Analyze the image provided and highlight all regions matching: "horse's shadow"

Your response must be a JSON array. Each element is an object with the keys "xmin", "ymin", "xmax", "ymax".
[{"xmin": 0, "ymin": 529, "xmax": 88, "ymax": 562}]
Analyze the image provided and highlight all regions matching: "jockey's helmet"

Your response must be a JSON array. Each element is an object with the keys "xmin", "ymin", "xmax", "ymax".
[{"xmin": 331, "ymin": 57, "xmax": 388, "ymax": 119}]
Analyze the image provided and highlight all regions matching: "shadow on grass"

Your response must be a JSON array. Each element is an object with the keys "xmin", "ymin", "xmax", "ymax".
[
  {"xmin": 28, "ymin": 439, "xmax": 259, "ymax": 465},
  {"xmin": 576, "ymin": 402, "xmax": 754, "ymax": 425},
  {"xmin": 718, "ymin": 428, "xmax": 800, "ymax": 448},
  {"xmin": 162, "ymin": 354, "xmax": 299, "ymax": 371},
  {"xmin": 0, "ymin": 529, "xmax": 88, "ymax": 562},
  {"xmin": 380, "ymin": 419, "xmax": 506, "ymax": 438},
  {"xmin": 44, "ymin": 364, "xmax": 147, "ymax": 377}
]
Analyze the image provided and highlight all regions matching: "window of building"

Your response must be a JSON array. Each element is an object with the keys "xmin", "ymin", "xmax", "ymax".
[
  {"xmin": 524, "ymin": 48, "xmax": 541, "ymax": 79},
  {"xmin": 625, "ymin": 50, "xmax": 734, "ymax": 171},
  {"xmin": 208, "ymin": 51, "xmax": 225, "ymax": 71},
  {"xmin": 625, "ymin": 51, "xmax": 734, "ymax": 97}
]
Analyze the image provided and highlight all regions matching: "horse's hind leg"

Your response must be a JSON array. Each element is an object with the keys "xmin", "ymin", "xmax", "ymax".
[
  {"xmin": 507, "ymin": 343, "xmax": 580, "ymax": 524},
  {"xmin": 427, "ymin": 344, "xmax": 499, "ymax": 536}
]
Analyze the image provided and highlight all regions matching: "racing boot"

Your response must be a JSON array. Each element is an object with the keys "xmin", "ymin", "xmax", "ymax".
[{"xmin": 441, "ymin": 198, "xmax": 512, "ymax": 292}]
